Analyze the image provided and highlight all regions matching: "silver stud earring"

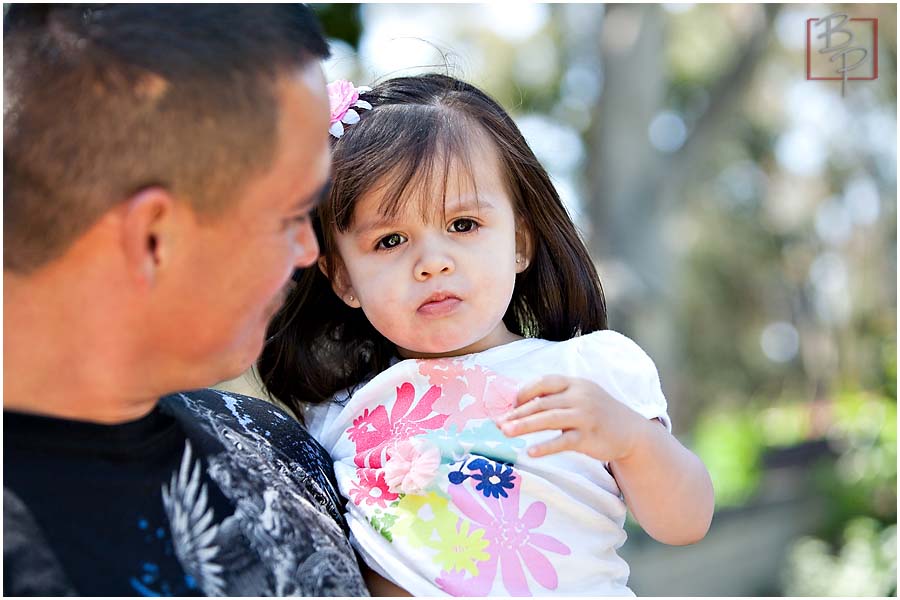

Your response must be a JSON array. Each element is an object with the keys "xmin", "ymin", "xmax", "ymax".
[
  {"xmin": 348, "ymin": 295, "xmax": 355, "ymax": 302},
  {"xmin": 516, "ymin": 257, "xmax": 522, "ymax": 264}
]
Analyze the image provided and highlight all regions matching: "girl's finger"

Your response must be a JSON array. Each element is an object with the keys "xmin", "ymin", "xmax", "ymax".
[
  {"xmin": 498, "ymin": 392, "xmax": 569, "ymax": 423},
  {"xmin": 527, "ymin": 430, "xmax": 583, "ymax": 458},
  {"xmin": 515, "ymin": 375, "xmax": 571, "ymax": 407},
  {"xmin": 500, "ymin": 408, "xmax": 578, "ymax": 437}
]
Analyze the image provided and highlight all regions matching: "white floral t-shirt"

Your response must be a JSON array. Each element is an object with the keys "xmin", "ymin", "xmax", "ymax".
[{"xmin": 305, "ymin": 330, "xmax": 670, "ymax": 597}]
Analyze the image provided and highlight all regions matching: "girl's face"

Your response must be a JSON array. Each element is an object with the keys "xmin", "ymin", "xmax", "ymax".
[{"xmin": 328, "ymin": 135, "xmax": 530, "ymax": 358}]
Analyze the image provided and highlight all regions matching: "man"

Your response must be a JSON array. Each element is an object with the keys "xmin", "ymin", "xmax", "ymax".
[{"xmin": 4, "ymin": 5, "xmax": 369, "ymax": 595}]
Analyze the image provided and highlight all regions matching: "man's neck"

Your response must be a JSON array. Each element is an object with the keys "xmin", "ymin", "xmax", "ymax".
[
  {"xmin": 4, "ymin": 271, "xmax": 161, "ymax": 425},
  {"xmin": 4, "ymin": 393, "xmax": 160, "ymax": 424}
]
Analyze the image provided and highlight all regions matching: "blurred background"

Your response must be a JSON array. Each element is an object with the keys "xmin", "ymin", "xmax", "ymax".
[
  {"xmin": 313, "ymin": 3, "xmax": 897, "ymax": 596},
  {"xmin": 218, "ymin": 3, "xmax": 897, "ymax": 595}
]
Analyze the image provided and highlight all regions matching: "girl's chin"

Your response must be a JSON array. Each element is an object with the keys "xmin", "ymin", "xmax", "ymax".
[{"xmin": 396, "ymin": 339, "xmax": 480, "ymax": 359}]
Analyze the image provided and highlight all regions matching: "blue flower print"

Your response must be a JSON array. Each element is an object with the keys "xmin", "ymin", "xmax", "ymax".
[
  {"xmin": 470, "ymin": 461, "xmax": 516, "ymax": 499},
  {"xmin": 419, "ymin": 426, "xmax": 465, "ymax": 463},
  {"xmin": 447, "ymin": 457, "xmax": 478, "ymax": 485},
  {"xmin": 457, "ymin": 421, "xmax": 525, "ymax": 464}
]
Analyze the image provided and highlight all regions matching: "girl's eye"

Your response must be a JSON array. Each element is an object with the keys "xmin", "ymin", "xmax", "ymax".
[
  {"xmin": 450, "ymin": 218, "xmax": 478, "ymax": 233},
  {"xmin": 376, "ymin": 233, "xmax": 407, "ymax": 250}
]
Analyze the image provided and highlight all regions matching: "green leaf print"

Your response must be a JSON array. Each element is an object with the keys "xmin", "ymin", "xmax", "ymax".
[{"xmin": 369, "ymin": 513, "xmax": 395, "ymax": 542}]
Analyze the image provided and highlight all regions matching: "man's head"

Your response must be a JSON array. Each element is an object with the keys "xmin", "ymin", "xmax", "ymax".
[
  {"xmin": 4, "ymin": 5, "xmax": 333, "ymax": 407},
  {"xmin": 5, "ymin": 4, "xmax": 328, "ymax": 271}
]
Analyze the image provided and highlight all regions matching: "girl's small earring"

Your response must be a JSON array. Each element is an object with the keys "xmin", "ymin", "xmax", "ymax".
[{"xmin": 348, "ymin": 295, "xmax": 355, "ymax": 303}]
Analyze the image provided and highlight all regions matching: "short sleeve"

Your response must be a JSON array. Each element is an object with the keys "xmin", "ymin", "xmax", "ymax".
[
  {"xmin": 572, "ymin": 330, "xmax": 672, "ymax": 431},
  {"xmin": 301, "ymin": 400, "xmax": 346, "ymax": 443},
  {"xmin": 302, "ymin": 370, "xmax": 381, "ymax": 447}
]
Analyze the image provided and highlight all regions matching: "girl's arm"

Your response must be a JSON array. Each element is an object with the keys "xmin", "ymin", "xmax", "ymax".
[
  {"xmin": 498, "ymin": 375, "xmax": 714, "ymax": 545},
  {"xmin": 362, "ymin": 565, "xmax": 413, "ymax": 596},
  {"xmin": 608, "ymin": 417, "xmax": 714, "ymax": 545}
]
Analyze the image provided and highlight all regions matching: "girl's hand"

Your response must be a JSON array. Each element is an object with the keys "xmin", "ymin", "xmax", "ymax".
[
  {"xmin": 497, "ymin": 375, "xmax": 657, "ymax": 462},
  {"xmin": 500, "ymin": 374, "xmax": 714, "ymax": 545}
]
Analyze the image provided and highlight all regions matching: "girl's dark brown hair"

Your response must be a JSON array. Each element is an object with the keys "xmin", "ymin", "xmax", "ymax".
[{"xmin": 258, "ymin": 73, "xmax": 607, "ymax": 420}]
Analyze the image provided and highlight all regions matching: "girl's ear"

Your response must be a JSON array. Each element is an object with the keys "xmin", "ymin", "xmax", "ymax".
[
  {"xmin": 318, "ymin": 256, "xmax": 361, "ymax": 308},
  {"xmin": 515, "ymin": 219, "xmax": 534, "ymax": 273}
]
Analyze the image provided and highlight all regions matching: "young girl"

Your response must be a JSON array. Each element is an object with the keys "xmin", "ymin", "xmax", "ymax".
[{"xmin": 259, "ymin": 74, "xmax": 714, "ymax": 596}]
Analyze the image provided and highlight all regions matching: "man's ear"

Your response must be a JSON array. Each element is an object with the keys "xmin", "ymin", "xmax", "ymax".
[
  {"xmin": 317, "ymin": 255, "xmax": 360, "ymax": 308},
  {"xmin": 119, "ymin": 187, "xmax": 176, "ymax": 288},
  {"xmin": 515, "ymin": 219, "xmax": 534, "ymax": 273}
]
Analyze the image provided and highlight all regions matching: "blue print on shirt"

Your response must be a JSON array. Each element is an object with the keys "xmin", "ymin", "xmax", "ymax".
[{"xmin": 129, "ymin": 517, "xmax": 196, "ymax": 596}]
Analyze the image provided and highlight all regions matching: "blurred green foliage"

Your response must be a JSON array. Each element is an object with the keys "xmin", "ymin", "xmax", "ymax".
[
  {"xmin": 692, "ymin": 346, "xmax": 896, "ymax": 594},
  {"xmin": 692, "ymin": 409, "xmax": 765, "ymax": 507},
  {"xmin": 817, "ymin": 388, "xmax": 897, "ymax": 535},
  {"xmin": 782, "ymin": 517, "xmax": 897, "ymax": 596},
  {"xmin": 312, "ymin": 4, "xmax": 362, "ymax": 49}
]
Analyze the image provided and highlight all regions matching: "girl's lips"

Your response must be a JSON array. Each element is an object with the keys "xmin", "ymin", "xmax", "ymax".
[{"xmin": 417, "ymin": 297, "xmax": 462, "ymax": 317}]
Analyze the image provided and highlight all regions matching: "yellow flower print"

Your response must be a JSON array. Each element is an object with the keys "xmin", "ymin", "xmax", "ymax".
[
  {"xmin": 432, "ymin": 520, "xmax": 490, "ymax": 576},
  {"xmin": 391, "ymin": 492, "xmax": 456, "ymax": 549}
]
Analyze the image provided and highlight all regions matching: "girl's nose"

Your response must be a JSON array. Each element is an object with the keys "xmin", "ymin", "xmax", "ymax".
[{"xmin": 414, "ymin": 248, "xmax": 455, "ymax": 281}]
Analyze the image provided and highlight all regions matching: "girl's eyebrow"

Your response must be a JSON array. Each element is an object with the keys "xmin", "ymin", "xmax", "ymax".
[
  {"xmin": 445, "ymin": 196, "xmax": 495, "ymax": 213},
  {"xmin": 353, "ymin": 196, "xmax": 498, "ymax": 235},
  {"xmin": 353, "ymin": 214, "xmax": 400, "ymax": 236}
]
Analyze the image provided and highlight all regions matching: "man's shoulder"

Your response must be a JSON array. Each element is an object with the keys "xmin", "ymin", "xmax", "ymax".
[
  {"xmin": 160, "ymin": 387, "xmax": 290, "ymax": 418},
  {"xmin": 159, "ymin": 388, "xmax": 302, "ymax": 439},
  {"xmin": 3, "ymin": 488, "xmax": 78, "ymax": 596},
  {"xmin": 158, "ymin": 388, "xmax": 350, "ymax": 532},
  {"xmin": 158, "ymin": 388, "xmax": 327, "ymax": 472}
]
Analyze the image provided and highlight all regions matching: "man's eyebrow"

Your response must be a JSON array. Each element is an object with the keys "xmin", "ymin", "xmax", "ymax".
[{"xmin": 295, "ymin": 181, "xmax": 331, "ymax": 212}]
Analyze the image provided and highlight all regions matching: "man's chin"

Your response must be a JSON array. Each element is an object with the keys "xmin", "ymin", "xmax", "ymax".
[
  {"xmin": 215, "ymin": 333, "xmax": 267, "ymax": 386},
  {"xmin": 265, "ymin": 286, "xmax": 292, "ymax": 320}
]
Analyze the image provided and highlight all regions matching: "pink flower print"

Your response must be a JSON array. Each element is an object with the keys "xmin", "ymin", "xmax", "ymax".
[
  {"xmin": 417, "ymin": 357, "xmax": 468, "ymax": 387},
  {"xmin": 418, "ymin": 359, "xmax": 473, "ymax": 420},
  {"xmin": 347, "ymin": 383, "xmax": 449, "ymax": 468},
  {"xmin": 436, "ymin": 557, "xmax": 498, "ymax": 597},
  {"xmin": 348, "ymin": 468, "xmax": 399, "ymax": 508},
  {"xmin": 347, "ymin": 406, "xmax": 387, "ymax": 449},
  {"xmin": 447, "ymin": 474, "xmax": 571, "ymax": 596},
  {"xmin": 483, "ymin": 375, "xmax": 517, "ymax": 420},
  {"xmin": 383, "ymin": 438, "xmax": 442, "ymax": 495},
  {"xmin": 419, "ymin": 359, "xmax": 516, "ymax": 430}
]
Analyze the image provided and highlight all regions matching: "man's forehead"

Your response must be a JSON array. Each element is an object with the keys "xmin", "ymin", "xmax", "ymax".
[
  {"xmin": 281, "ymin": 62, "xmax": 328, "ymax": 104},
  {"xmin": 264, "ymin": 63, "xmax": 331, "ymax": 207}
]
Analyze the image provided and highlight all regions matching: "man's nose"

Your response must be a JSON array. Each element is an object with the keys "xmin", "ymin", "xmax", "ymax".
[{"xmin": 293, "ymin": 221, "xmax": 320, "ymax": 269}]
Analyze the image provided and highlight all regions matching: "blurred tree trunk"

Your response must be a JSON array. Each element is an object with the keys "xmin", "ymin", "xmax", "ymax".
[
  {"xmin": 581, "ymin": 4, "xmax": 775, "ymax": 428},
  {"xmin": 588, "ymin": 4, "xmax": 666, "ymax": 273},
  {"xmin": 582, "ymin": 4, "xmax": 680, "ymax": 420}
]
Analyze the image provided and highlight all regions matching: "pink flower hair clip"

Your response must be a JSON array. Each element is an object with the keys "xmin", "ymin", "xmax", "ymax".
[{"xmin": 327, "ymin": 79, "xmax": 372, "ymax": 139}]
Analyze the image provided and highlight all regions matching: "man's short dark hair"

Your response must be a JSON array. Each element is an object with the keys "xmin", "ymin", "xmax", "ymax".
[{"xmin": 4, "ymin": 4, "xmax": 329, "ymax": 273}]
